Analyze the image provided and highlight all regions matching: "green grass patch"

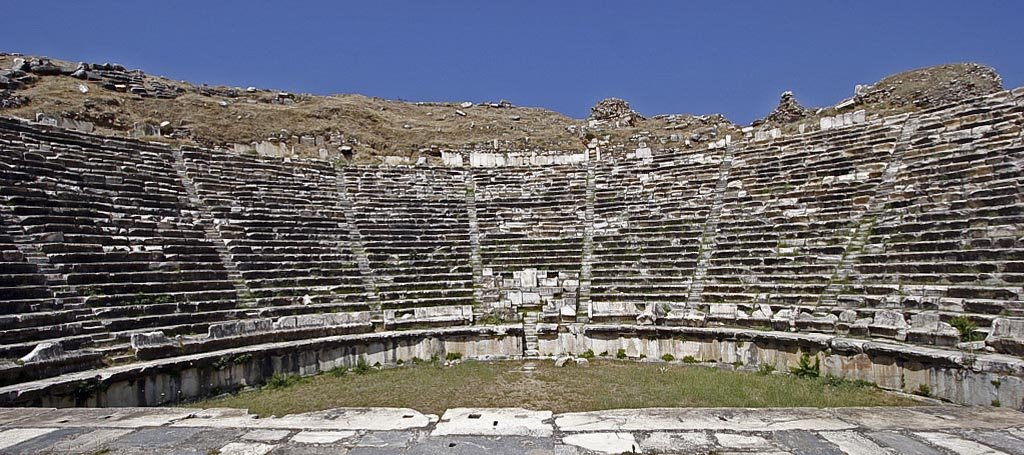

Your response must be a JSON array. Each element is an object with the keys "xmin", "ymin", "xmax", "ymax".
[{"xmin": 190, "ymin": 360, "xmax": 919, "ymax": 416}]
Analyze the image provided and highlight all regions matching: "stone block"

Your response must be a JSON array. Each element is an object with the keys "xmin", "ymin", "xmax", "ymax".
[
  {"xmin": 208, "ymin": 319, "xmax": 273, "ymax": 339},
  {"xmin": 19, "ymin": 342, "xmax": 66, "ymax": 363},
  {"xmin": 130, "ymin": 331, "xmax": 173, "ymax": 350},
  {"xmin": 868, "ymin": 310, "xmax": 909, "ymax": 340},
  {"xmin": 908, "ymin": 312, "xmax": 960, "ymax": 347},
  {"xmin": 986, "ymin": 318, "xmax": 1024, "ymax": 356}
]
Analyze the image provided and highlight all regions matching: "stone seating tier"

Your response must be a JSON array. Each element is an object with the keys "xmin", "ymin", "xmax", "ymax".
[{"xmin": 0, "ymin": 87, "xmax": 1021, "ymax": 387}]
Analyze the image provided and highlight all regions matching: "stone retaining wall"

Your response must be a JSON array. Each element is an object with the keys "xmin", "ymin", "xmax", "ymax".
[
  {"xmin": 538, "ymin": 324, "xmax": 1024, "ymax": 409},
  {"xmin": 0, "ymin": 326, "xmax": 521, "ymax": 408}
]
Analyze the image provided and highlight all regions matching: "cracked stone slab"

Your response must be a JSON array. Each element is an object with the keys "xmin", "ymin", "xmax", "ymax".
[
  {"xmin": 640, "ymin": 432, "xmax": 713, "ymax": 453},
  {"xmin": 9, "ymin": 407, "xmax": 197, "ymax": 428},
  {"xmin": 818, "ymin": 430, "xmax": 896, "ymax": 455},
  {"xmin": 352, "ymin": 430, "xmax": 420, "ymax": 448},
  {"xmin": 715, "ymin": 432, "xmax": 780, "ymax": 451},
  {"xmin": 562, "ymin": 432, "xmax": 640, "ymax": 454},
  {"xmin": 864, "ymin": 431, "xmax": 946, "ymax": 455},
  {"xmin": 106, "ymin": 427, "xmax": 244, "ymax": 453},
  {"xmin": 351, "ymin": 435, "xmax": 554, "ymax": 455},
  {"xmin": 242, "ymin": 429, "xmax": 292, "ymax": 441},
  {"xmin": 291, "ymin": 430, "xmax": 357, "ymax": 444},
  {"xmin": 555, "ymin": 408, "xmax": 855, "ymax": 432},
  {"xmin": 433, "ymin": 408, "xmax": 553, "ymax": 437},
  {"xmin": 772, "ymin": 430, "xmax": 844, "ymax": 455},
  {"xmin": 219, "ymin": 441, "xmax": 277, "ymax": 455},
  {"xmin": 835, "ymin": 407, "xmax": 1024, "ymax": 431},
  {"xmin": 965, "ymin": 430, "xmax": 1024, "ymax": 454},
  {"xmin": 0, "ymin": 408, "xmax": 53, "ymax": 426},
  {"xmin": 172, "ymin": 407, "xmax": 435, "ymax": 431},
  {"xmin": 0, "ymin": 428, "xmax": 94, "ymax": 455},
  {"xmin": 915, "ymin": 432, "xmax": 1008, "ymax": 455},
  {"xmin": 0, "ymin": 427, "xmax": 59, "ymax": 451}
]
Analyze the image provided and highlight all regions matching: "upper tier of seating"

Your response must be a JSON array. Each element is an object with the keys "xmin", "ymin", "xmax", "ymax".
[
  {"xmin": 842, "ymin": 91, "xmax": 1024, "ymax": 323},
  {"xmin": 590, "ymin": 147, "xmax": 723, "ymax": 319},
  {"xmin": 181, "ymin": 148, "xmax": 370, "ymax": 315},
  {"xmin": 342, "ymin": 167, "xmax": 476, "ymax": 312},
  {"xmin": 0, "ymin": 119, "xmax": 244, "ymax": 360}
]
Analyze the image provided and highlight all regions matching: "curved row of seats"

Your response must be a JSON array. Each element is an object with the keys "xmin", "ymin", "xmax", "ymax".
[{"xmin": 0, "ymin": 88, "xmax": 1021, "ymax": 380}]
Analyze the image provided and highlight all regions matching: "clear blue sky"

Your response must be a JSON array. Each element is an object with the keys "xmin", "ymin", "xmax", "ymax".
[{"xmin": 4, "ymin": 1, "xmax": 1023, "ymax": 124}]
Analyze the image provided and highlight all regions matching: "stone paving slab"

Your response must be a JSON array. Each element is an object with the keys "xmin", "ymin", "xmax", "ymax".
[
  {"xmin": 10, "ymin": 407, "xmax": 197, "ymax": 428},
  {"xmin": 0, "ymin": 406, "xmax": 1020, "ymax": 454},
  {"xmin": 433, "ymin": 408, "xmax": 553, "ymax": 437},
  {"xmin": 555, "ymin": 408, "xmax": 857, "ymax": 432},
  {"xmin": 169, "ymin": 407, "xmax": 436, "ymax": 431}
]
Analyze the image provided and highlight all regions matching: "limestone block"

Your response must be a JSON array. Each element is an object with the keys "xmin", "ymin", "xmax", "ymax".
[
  {"xmin": 820, "ymin": 117, "xmax": 833, "ymax": 131},
  {"xmin": 559, "ymin": 302, "xmax": 577, "ymax": 318},
  {"xmin": 18, "ymin": 342, "xmax": 66, "ymax": 364},
  {"xmin": 839, "ymin": 309, "xmax": 858, "ymax": 323},
  {"xmin": 508, "ymin": 290, "xmax": 523, "ymax": 305},
  {"xmin": 908, "ymin": 312, "xmax": 960, "ymax": 346},
  {"xmin": 274, "ymin": 312, "xmax": 371, "ymax": 330},
  {"xmin": 636, "ymin": 303, "xmax": 663, "ymax": 326},
  {"xmin": 589, "ymin": 302, "xmax": 639, "ymax": 319},
  {"xmin": 709, "ymin": 304, "xmax": 738, "ymax": 321},
  {"xmin": 771, "ymin": 309, "xmax": 795, "ymax": 331},
  {"xmin": 520, "ymin": 268, "xmax": 538, "ymax": 288},
  {"xmin": 664, "ymin": 309, "xmax": 706, "ymax": 327},
  {"xmin": 208, "ymin": 319, "xmax": 274, "ymax": 339},
  {"xmin": 522, "ymin": 292, "xmax": 541, "ymax": 305},
  {"xmin": 868, "ymin": 310, "xmax": 909, "ymax": 340},
  {"xmin": 130, "ymin": 331, "xmax": 173, "ymax": 350},
  {"xmin": 795, "ymin": 312, "xmax": 838, "ymax": 333},
  {"xmin": 986, "ymin": 318, "xmax": 1024, "ymax": 356}
]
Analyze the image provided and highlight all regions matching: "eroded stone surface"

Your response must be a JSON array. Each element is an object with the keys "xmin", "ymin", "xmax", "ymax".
[
  {"xmin": 433, "ymin": 408, "xmax": 553, "ymax": 437},
  {"xmin": 0, "ymin": 406, "xmax": 1018, "ymax": 454}
]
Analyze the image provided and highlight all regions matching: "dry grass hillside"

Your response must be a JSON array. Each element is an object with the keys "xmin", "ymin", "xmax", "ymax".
[{"xmin": 0, "ymin": 52, "xmax": 1006, "ymax": 163}]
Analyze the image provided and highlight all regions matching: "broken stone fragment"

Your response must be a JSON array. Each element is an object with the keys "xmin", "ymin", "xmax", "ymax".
[
  {"xmin": 986, "ymin": 318, "xmax": 1024, "ymax": 356},
  {"xmin": 19, "ymin": 342, "xmax": 66, "ymax": 363},
  {"xmin": 908, "ymin": 312, "xmax": 960, "ymax": 347},
  {"xmin": 130, "ymin": 331, "xmax": 173, "ymax": 350},
  {"xmin": 868, "ymin": 310, "xmax": 909, "ymax": 341}
]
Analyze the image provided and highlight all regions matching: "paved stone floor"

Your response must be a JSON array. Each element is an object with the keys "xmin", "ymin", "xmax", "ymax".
[{"xmin": 0, "ymin": 406, "xmax": 1021, "ymax": 454}]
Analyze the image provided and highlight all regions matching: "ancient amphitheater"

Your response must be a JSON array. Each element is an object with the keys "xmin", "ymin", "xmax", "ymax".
[{"xmin": 0, "ymin": 62, "xmax": 1023, "ymax": 453}]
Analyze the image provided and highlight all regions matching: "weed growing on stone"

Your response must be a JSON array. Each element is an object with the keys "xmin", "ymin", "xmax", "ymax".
[
  {"xmin": 353, "ymin": 356, "xmax": 371, "ymax": 374},
  {"xmin": 949, "ymin": 316, "xmax": 982, "ymax": 342},
  {"xmin": 266, "ymin": 373, "xmax": 304, "ymax": 390},
  {"xmin": 789, "ymin": 352, "xmax": 820, "ymax": 379},
  {"xmin": 913, "ymin": 383, "xmax": 932, "ymax": 397}
]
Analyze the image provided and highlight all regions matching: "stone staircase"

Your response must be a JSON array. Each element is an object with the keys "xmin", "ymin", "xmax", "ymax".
[
  {"xmin": 523, "ymin": 311, "xmax": 540, "ymax": 358},
  {"xmin": 464, "ymin": 172, "xmax": 491, "ymax": 309},
  {"xmin": 335, "ymin": 170, "xmax": 382, "ymax": 310},
  {"xmin": 171, "ymin": 149, "xmax": 255, "ymax": 309},
  {"xmin": 685, "ymin": 144, "xmax": 735, "ymax": 307},
  {"xmin": 577, "ymin": 163, "xmax": 597, "ymax": 321},
  {"xmin": 819, "ymin": 117, "xmax": 920, "ymax": 306},
  {"xmin": 0, "ymin": 205, "xmax": 116, "ymax": 355}
]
